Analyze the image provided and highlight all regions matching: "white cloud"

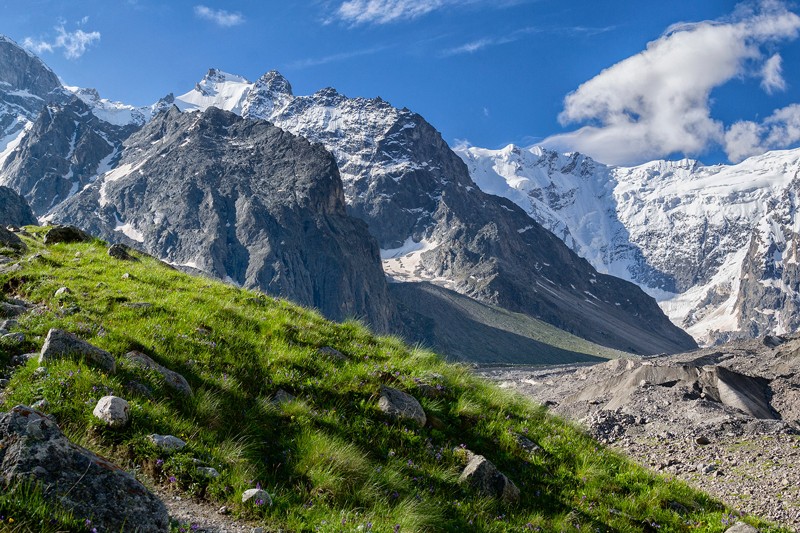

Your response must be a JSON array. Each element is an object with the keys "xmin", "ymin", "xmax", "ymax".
[
  {"xmin": 23, "ymin": 24, "xmax": 101, "ymax": 60},
  {"xmin": 761, "ymin": 53, "xmax": 786, "ymax": 93},
  {"xmin": 332, "ymin": 0, "xmax": 524, "ymax": 25},
  {"xmin": 724, "ymin": 104, "xmax": 800, "ymax": 161},
  {"xmin": 194, "ymin": 5, "xmax": 245, "ymax": 27},
  {"xmin": 542, "ymin": 1, "xmax": 800, "ymax": 165},
  {"xmin": 442, "ymin": 38, "xmax": 493, "ymax": 56}
]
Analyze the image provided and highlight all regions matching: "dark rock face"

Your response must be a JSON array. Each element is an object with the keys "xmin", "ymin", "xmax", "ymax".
[
  {"xmin": 0, "ymin": 405, "xmax": 169, "ymax": 532},
  {"xmin": 43, "ymin": 225, "xmax": 92, "ymax": 245},
  {"xmin": 1, "ymin": 97, "xmax": 136, "ymax": 216},
  {"xmin": 0, "ymin": 186, "xmax": 36, "ymax": 226},
  {"xmin": 51, "ymin": 106, "xmax": 396, "ymax": 332}
]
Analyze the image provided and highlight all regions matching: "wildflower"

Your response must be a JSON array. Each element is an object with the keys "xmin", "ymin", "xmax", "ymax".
[
  {"xmin": 394, "ymin": 525, "xmax": 401, "ymax": 533},
  {"xmin": 156, "ymin": 458, "xmax": 164, "ymax": 466},
  {"xmin": 169, "ymin": 475, "xmax": 177, "ymax": 483}
]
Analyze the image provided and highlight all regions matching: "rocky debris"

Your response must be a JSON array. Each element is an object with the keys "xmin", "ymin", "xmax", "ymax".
[
  {"xmin": 458, "ymin": 454, "xmax": 520, "ymax": 504},
  {"xmin": 0, "ymin": 226, "xmax": 25, "ymax": 251},
  {"xmin": 39, "ymin": 328, "xmax": 116, "ymax": 373},
  {"xmin": 477, "ymin": 334, "xmax": 800, "ymax": 530},
  {"xmin": 0, "ymin": 186, "xmax": 37, "ymax": 227},
  {"xmin": 124, "ymin": 350, "xmax": 192, "ymax": 397},
  {"xmin": 93, "ymin": 396, "xmax": 130, "ymax": 428},
  {"xmin": 108, "ymin": 243, "xmax": 138, "ymax": 261},
  {"xmin": 149, "ymin": 434, "xmax": 187, "ymax": 451},
  {"xmin": 242, "ymin": 488, "xmax": 272, "ymax": 506},
  {"xmin": 318, "ymin": 346, "xmax": 347, "ymax": 361},
  {"xmin": 378, "ymin": 386, "xmax": 426, "ymax": 427},
  {"xmin": 43, "ymin": 225, "xmax": 92, "ymax": 245},
  {"xmin": 0, "ymin": 405, "xmax": 169, "ymax": 532}
]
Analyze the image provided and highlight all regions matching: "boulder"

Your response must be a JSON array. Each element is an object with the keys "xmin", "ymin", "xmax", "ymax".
[
  {"xmin": 54, "ymin": 287, "xmax": 71, "ymax": 297},
  {"xmin": 124, "ymin": 351, "xmax": 192, "ymax": 397},
  {"xmin": 0, "ymin": 227, "xmax": 25, "ymax": 251},
  {"xmin": 93, "ymin": 396, "xmax": 130, "ymax": 428},
  {"xmin": 39, "ymin": 328, "xmax": 116, "ymax": 373},
  {"xmin": 149, "ymin": 434, "xmax": 186, "ymax": 451},
  {"xmin": 458, "ymin": 454, "xmax": 520, "ymax": 504},
  {"xmin": 197, "ymin": 467, "xmax": 220, "ymax": 478},
  {"xmin": 108, "ymin": 243, "xmax": 138, "ymax": 261},
  {"xmin": 271, "ymin": 389, "xmax": 296, "ymax": 405},
  {"xmin": 242, "ymin": 488, "xmax": 272, "ymax": 506},
  {"xmin": 318, "ymin": 346, "xmax": 347, "ymax": 361},
  {"xmin": 0, "ymin": 405, "xmax": 169, "ymax": 531},
  {"xmin": 378, "ymin": 386, "xmax": 426, "ymax": 427},
  {"xmin": 43, "ymin": 225, "xmax": 91, "ymax": 245},
  {"xmin": 0, "ymin": 301, "xmax": 27, "ymax": 318},
  {"xmin": 725, "ymin": 523, "xmax": 759, "ymax": 533}
]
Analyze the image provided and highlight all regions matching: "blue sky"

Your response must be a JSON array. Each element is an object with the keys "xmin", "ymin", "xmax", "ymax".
[{"xmin": 2, "ymin": 0, "xmax": 800, "ymax": 165}]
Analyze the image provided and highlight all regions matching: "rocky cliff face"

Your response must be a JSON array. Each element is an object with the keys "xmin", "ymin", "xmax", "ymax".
[
  {"xmin": 0, "ymin": 186, "xmax": 36, "ymax": 226},
  {"xmin": 172, "ymin": 70, "xmax": 696, "ymax": 355},
  {"xmin": 2, "ymin": 97, "xmax": 136, "ymax": 216},
  {"xmin": 49, "ymin": 106, "xmax": 396, "ymax": 332},
  {"xmin": 457, "ymin": 144, "xmax": 800, "ymax": 345}
]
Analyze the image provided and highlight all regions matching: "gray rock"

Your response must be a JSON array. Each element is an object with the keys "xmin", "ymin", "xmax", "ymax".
[
  {"xmin": 197, "ymin": 466, "xmax": 220, "ymax": 478},
  {"xmin": 39, "ymin": 328, "xmax": 116, "ymax": 373},
  {"xmin": 0, "ymin": 226, "xmax": 25, "ymax": 251},
  {"xmin": 271, "ymin": 389, "xmax": 295, "ymax": 405},
  {"xmin": 0, "ymin": 404, "xmax": 168, "ymax": 532},
  {"xmin": 1, "ymin": 332, "xmax": 24, "ymax": 344},
  {"xmin": 242, "ymin": 488, "xmax": 272, "ymax": 506},
  {"xmin": 0, "ymin": 186, "xmax": 36, "ymax": 227},
  {"xmin": 0, "ymin": 301, "xmax": 26, "ymax": 318},
  {"xmin": 318, "ymin": 346, "xmax": 346, "ymax": 361},
  {"xmin": 43, "ymin": 225, "xmax": 92, "ymax": 245},
  {"xmin": 458, "ymin": 454, "xmax": 520, "ymax": 504},
  {"xmin": 108, "ymin": 243, "xmax": 138, "ymax": 261},
  {"xmin": 0, "ymin": 319, "xmax": 19, "ymax": 330},
  {"xmin": 124, "ymin": 351, "xmax": 192, "ymax": 397},
  {"xmin": 31, "ymin": 399, "xmax": 49, "ymax": 411},
  {"xmin": 32, "ymin": 366, "xmax": 48, "ymax": 378},
  {"xmin": 93, "ymin": 396, "xmax": 130, "ymax": 428},
  {"xmin": 54, "ymin": 286, "xmax": 71, "ymax": 297},
  {"xmin": 378, "ymin": 385, "xmax": 426, "ymax": 427},
  {"xmin": 725, "ymin": 523, "xmax": 759, "ymax": 533},
  {"xmin": 149, "ymin": 434, "xmax": 186, "ymax": 451}
]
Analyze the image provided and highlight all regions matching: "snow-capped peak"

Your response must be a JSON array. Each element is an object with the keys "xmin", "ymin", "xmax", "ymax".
[
  {"xmin": 176, "ymin": 69, "xmax": 253, "ymax": 115},
  {"xmin": 64, "ymin": 85, "xmax": 149, "ymax": 126},
  {"xmin": 255, "ymin": 70, "xmax": 293, "ymax": 96}
]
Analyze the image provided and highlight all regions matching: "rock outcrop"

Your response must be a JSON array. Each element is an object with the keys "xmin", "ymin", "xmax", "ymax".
[
  {"xmin": 0, "ymin": 186, "xmax": 36, "ymax": 226},
  {"xmin": 0, "ymin": 405, "xmax": 169, "ymax": 532}
]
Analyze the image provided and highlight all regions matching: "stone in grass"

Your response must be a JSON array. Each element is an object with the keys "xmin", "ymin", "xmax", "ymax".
[
  {"xmin": 43, "ymin": 225, "xmax": 92, "ymax": 245},
  {"xmin": 1, "ymin": 319, "xmax": 19, "ymax": 330},
  {"xmin": 124, "ymin": 351, "xmax": 193, "ymax": 397},
  {"xmin": 242, "ymin": 488, "xmax": 272, "ymax": 506},
  {"xmin": 271, "ymin": 389, "xmax": 296, "ymax": 405},
  {"xmin": 54, "ymin": 287, "xmax": 71, "ymax": 297},
  {"xmin": 149, "ymin": 434, "xmax": 187, "ymax": 451},
  {"xmin": 39, "ymin": 328, "xmax": 116, "ymax": 373},
  {"xmin": 725, "ymin": 523, "xmax": 759, "ymax": 533},
  {"xmin": 1, "ymin": 332, "xmax": 24, "ymax": 344},
  {"xmin": 108, "ymin": 243, "xmax": 139, "ymax": 261},
  {"xmin": 0, "ymin": 301, "xmax": 27, "ymax": 318},
  {"xmin": 197, "ymin": 466, "xmax": 220, "ymax": 478},
  {"xmin": 0, "ymin": 227, "xmax": 25, "ymax": 251},
  {"xmin": 93, "ymin": 396, "xmax": 130, "ymax": 428},
  {"xmin": 318, "ymin": 346, "xmax": 347, "ymax": 361},
  {"xmin": 0, "ymin": 405, "xmax": 169, "ymax": 532},
  {"xmin": 458, "ymin": 454, "xmax": 520, "ymax": 505},
  {"xmin": 378, "ymin": 386, "xmax": 426, "ymax": 427}
]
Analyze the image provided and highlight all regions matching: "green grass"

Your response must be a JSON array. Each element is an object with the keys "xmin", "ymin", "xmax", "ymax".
[{"xmin": 0, "ymin": 227, "xmax": 787, "ymax": 532}]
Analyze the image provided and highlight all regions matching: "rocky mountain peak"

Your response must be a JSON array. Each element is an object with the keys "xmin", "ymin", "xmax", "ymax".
[
  {"xmin": 256, "ymin": 70, "xmax": 293, "ymax": 96},
  {"xmin": 0, "ymin": 34, "xmax": 61, "ymax": 97}
]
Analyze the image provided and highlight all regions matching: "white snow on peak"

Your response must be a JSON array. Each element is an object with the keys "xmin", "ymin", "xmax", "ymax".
[
  {"xmin": 457, "ymin": 143, "xmax": 800, "ymax": 345},
  {"xmin": 64, "ymin": 85, "xmax": 150, "ymax": 126},
  {"xmin": 175, "ymin": 70, "xmax": 253, "ymax": 115}
]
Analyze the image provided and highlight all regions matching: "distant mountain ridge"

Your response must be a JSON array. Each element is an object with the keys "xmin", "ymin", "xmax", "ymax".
[
  {"xmin": 457, "ymin": 144, "xmax": 800, "ymax": 344},
  {"xmin": 0, "ymin": 37, "xmax": 696, "ymax": 357}
]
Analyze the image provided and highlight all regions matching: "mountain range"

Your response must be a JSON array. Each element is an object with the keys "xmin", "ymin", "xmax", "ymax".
[
  {"xmin": 0, "ymin": 33, "xmax": 728, "ymax": 358},
  {"xmin": 458, "ymin": 144, "xmax": 800, "ymax": 345}
]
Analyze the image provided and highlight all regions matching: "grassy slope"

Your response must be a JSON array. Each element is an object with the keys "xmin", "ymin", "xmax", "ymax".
[{"xmin": 0, "ymin": 228, "xmax": 783, "ymax": 532}]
